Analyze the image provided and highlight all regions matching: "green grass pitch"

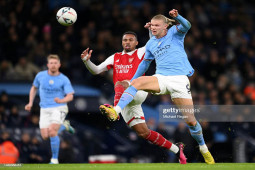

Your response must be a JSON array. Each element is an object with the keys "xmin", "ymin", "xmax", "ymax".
[{"xmin": 2, "ymin": 163, "xmax": 255, "ymax": 170}]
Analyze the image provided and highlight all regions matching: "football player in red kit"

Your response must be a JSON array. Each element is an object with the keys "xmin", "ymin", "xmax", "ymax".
[{"xmin": 81, "ymin": 25, "xmax": 187, "ymax": 164}]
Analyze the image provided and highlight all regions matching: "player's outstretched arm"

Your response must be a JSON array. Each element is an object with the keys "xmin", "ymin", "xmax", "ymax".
[
  {"xmin": 81, "ymin": 47, "xmax": 93, "ymax": 61},
  {"xmin": 131, "ymin": 44, "xmax": 154, "ymax": 82},
  {"xmin": 144, "ymin": 22, "xmax": 153, "ymax": 38},
  {"xmin": 25, "ymin": 85, "xmax": 37, "ymax": 112},
  {"xmin": 130, "ymin": 59, "xmax": 152, "ymax": 82},
  {"xmin": 169, "ymin": 9, "xmax": 191, "ymax": 33},
  {"xmin": 81, "ymin": 48, "xmax": 111, "ymax": 75},
  {"xmin": 54, "ymin": 93, "xmax": 74, "ymax": 104}
]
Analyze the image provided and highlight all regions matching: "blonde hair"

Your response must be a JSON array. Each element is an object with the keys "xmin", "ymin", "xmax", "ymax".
[
  {"xmin": 47, "ymin": 54, "xmax": 60, "ymax": 62},
  {"xmin": 152, "ymin": 14, "xmax": 175, "ymax": 27}
]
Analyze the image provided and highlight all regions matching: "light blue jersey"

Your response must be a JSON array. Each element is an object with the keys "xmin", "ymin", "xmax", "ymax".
[
  {"xmin": 145, "ymin": 16, "xmax": 194, "ymax": 76},
  {"xmin": 33, "ymin": 70, "xmax": 74, "ymax": 108},
  {"xmin": 131, "ymin": 15, "xmax": 194, "ymax": 82}
]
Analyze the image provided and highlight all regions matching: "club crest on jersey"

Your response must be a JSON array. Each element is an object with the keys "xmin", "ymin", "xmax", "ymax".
[
  {"xmin": 49, "ymin": 80, "xmax": 54, "ymax": 85},
  {"xmin": 129, "ymin": 58, "xmax": 134, "ymax": 63}
]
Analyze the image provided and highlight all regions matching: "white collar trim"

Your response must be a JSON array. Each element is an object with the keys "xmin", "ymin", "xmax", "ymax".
[{"xmin": 121, "ymin": 49, "xmax": 136, "ymax": 55}]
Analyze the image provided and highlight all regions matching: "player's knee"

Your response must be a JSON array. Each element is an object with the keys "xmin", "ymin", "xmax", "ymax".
[
  {"xmin": 186, "ymin": 121, "xmax": 197, "ymax": 126},
  {"xmin": 116, "ymin": 81, "xmax": 129, "ymax": 90},
  {"xmin": 49, "ymin": 132, "xmax": 58, "ymax": 137},
  {"xmin": 40, "ymin": 130, "xmax": 49, "ymax": 140},
  {"xmin": 41, "ymin": 134, "xmax": 49, "ymax": 140},
  {"xmin": 48, "ymin": 128, "xmax": 58, "ymax": 137},
  {"xmin": 131, "ymin": 78, "xmax": 143, "ymax": 89}
]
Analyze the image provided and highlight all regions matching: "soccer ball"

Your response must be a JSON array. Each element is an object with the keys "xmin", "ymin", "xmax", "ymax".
[{"xmin": 56, "ymin": 7, "xmax": 77, "ymax": 26}]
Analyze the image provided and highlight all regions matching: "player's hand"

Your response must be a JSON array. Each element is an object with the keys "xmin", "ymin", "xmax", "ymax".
[
  {"xmin": 25, "ymin": 103, "xmax": 33, "ymax": 112},
  {"xmin": 54, "ymin": 97, "xmax": 62, "ymax": 103},
  {"xmin": 169, "ymin": 9, "xmax": 178, "ymax": 18},
  {"xmin": 81, "ymin": 48, "xmax": 93, "ymax": 61},
  {"xmin": 144, "ymin": 22, "xmax": 151, "ymax": 30}
]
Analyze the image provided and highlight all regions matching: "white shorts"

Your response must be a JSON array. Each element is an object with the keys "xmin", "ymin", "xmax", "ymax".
[
  {"xmin": 39, "ymin": 105, "xmax": 68, "ymax": 129},
  {"xmin": 153, "ymin": 74, "xmax": 192, "ymax": 99},
  {"xmin": 121, "ymin": 90, "xmax": 148, "ymax": 127}
]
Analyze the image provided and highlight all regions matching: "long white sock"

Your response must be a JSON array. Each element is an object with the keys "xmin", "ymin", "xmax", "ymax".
[
  {"xmin": 170, "ymin": 144, "xmax": 179, "ymax": 154},
  {"xmin": 199, "ymin": 144, "xmax": 208, "ymax": 153},
  {"xmin": 114, "ymin": 106, "xmax": 122, "ymax": 114}
]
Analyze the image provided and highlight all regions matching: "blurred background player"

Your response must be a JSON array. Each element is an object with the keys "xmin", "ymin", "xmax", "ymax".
[
  {"xmin": 81, "ymin": 29, "xmax": 187, "ymax": 164},
  {"xmin": 100, "ymin": 9, "xmax": 215, "ymax": 164},
  {"xmin": 25, "ymin": 54, "xmax": 75, "ymax": 164}
]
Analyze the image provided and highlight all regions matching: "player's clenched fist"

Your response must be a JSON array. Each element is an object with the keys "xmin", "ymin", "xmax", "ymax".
[
  {"xmin": 54, "ymin": 97, "xmax": 62, "ymax": 103},
  {"xmin": 25, "ymin": 103, "xmax": 32, "ymax": 112},
  {"xmin": 169, "ymin": 9, "xmax": 178, "ymax": 18}
]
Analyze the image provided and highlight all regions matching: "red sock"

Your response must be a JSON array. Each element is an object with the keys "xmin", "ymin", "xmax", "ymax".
[
  {"xmin": 146, "ymin": 130, "xmax": 172, "ymax": 150},
  {"xmin": 114, "ymin": 83, "xmax": 125, "ymax": 106}
]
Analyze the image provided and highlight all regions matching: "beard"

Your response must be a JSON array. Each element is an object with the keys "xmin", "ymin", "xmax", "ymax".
[
  {"xmin": 124, "ymin": 49, "xmax": 132, "ymax": 52},
  {"xmin": 49, "ymin": 68, "xmax": 59, "ymax": 74},
  {"xmin": 124, "ymin": 46, "xmax": 133, "ymax": 53},
  {"xmin": 50, "ymin": 68, "xmax": 56, "ymax": 72}
]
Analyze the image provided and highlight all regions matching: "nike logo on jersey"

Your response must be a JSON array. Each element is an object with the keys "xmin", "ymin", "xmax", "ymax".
[{"xmin": 116, "ymin": 59, "xmax": 120, "ymax": 62}]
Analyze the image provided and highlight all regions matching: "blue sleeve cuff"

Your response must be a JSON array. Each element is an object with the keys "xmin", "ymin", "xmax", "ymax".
[{"xmin": 174, "ymin": 14, "xmax": 191, "ymax": 31}]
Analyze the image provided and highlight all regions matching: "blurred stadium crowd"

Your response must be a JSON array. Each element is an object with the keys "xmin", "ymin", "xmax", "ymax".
[{"xmin": 1, "ymin": 0, "xmax": 255, "ymax": 163}]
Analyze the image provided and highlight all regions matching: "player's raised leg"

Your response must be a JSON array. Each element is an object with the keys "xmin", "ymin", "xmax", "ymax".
[
  {"xmin": 58, "ymin": 120, "xmax": 75, "ymax": 134},
  {"xmin": 132, "ymin": 123, "xmax": 187, "ymax": 164},
  {"xmin": 173, "ymin": 98, "xmax": 215, "ymax": 164},
  {"xmin": 99, "ymin": 82, "xmax": 126, "ymax": 121},
  {"xmin": 114, "ymin": 81, "xmax": 129, "ymax": 106},
  {"xmin": 99, "ymin": 76, "xmax": 160, "ymax": 121}
]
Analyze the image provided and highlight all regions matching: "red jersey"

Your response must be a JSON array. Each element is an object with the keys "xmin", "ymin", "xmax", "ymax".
[
  {"xmin": 107, "ymin": 47, "xmax": 145, "ymax": 85},
  {"xmin": 84, "ymin": 47, "xmax": 146, "ymax": 106}
]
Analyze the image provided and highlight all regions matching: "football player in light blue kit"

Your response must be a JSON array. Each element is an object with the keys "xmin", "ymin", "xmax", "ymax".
[
  {"xmin": 25, "ymin": 54, "xmax": 75, "ymax": 164},
  {"xmin": 100, "ymin": 9, "xmax": 215, "ymax": 164}
]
